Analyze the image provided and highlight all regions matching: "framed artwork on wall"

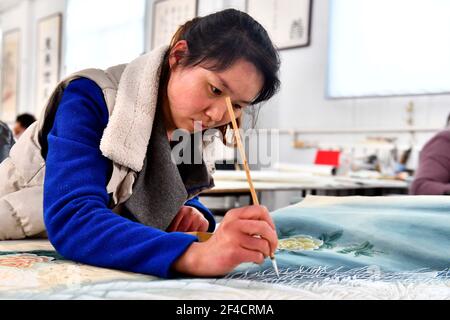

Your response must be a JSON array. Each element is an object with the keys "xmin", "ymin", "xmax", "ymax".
[
  {"xmin": 247, "ymin": 0, "xmax": 313, "ymax": 50},
  {"xmin": 35, "ymin": 13, "xmax": 62, "ymax": 115},
  {"xmin": 151, "ymin": 0, "xmax": 197, "ymax": 50},
  {"xmin": 197, "ymin": 0, "xmax": 246, "ymax": 16},
  {"xmin": 1, "ymin": 29, "xmax": 20, "ymax": 123}
]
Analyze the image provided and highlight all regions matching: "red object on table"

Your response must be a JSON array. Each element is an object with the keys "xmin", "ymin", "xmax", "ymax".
[{"xmin": 314, "ymin": 150, "xmax": 341, "ymax": 167}]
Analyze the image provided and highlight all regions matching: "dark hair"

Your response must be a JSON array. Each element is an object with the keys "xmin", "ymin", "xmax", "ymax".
[
  {"xmin": 161, "ymin": 9, "xmax": 281, "ymax": 144},
  {"xmin": 16, "ymin": 113, "xmax": 37, "ymax": 129},
  {"xmin": 447, "ymin": 113, "xmax": 450, "ymax": 127}
]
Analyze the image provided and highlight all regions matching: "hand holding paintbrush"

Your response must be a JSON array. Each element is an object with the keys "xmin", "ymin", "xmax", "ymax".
[
  {"xmin": 176, "ymin": 97, "xmax": 279, "ymax": 277},
  {"xmin": 224, "ymin": 96, "xmax": 279, "ymax": 277},
  {"xmin": 177, "ymin": 97, "xmax": 278, "ymax": 276}
]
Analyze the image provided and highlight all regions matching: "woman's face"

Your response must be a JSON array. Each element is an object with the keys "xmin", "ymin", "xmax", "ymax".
[{"xmin": 165, "ymin": 41, "xmax": 264, "ymax": 135}]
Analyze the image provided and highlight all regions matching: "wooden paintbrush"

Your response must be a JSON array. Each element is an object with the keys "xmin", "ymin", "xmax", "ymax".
[
  {"xmin": 186, "ymin": 231, "xmax": 213, "ymax": 242},
  {"xmin": 224, "ymin": 96, "xmax": 279, "ymax": 278}
]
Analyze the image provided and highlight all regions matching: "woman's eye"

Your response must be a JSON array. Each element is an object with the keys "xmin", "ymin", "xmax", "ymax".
[{"xmin": 210, "ymin": 86, "xmax": 222, "ymax": 96}]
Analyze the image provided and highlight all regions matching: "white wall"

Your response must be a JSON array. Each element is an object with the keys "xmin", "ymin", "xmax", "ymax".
[{"xmin": 255, "ymin": 0, "xmax": 450, "ymax": 166}]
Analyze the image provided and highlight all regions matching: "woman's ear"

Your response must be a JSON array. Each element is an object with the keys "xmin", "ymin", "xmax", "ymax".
[{"xmin": 169, "ymin": 40, "xmax": 189, "ymax": 69}]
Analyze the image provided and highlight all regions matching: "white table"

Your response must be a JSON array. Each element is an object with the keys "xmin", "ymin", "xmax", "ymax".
[{"xmin": 201, "ymin": 170, "xmax": 409, "ymax": 212}]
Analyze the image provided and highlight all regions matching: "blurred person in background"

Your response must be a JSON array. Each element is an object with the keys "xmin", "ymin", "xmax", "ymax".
[
  {"xmin": 13, "ymin": 113, "xmax": 36, "ymax": 140},
  {"xmin": 410, "ymin": 113, "xmax": 450, "ymax": 195},
  {"xmin": 0, "ymin": 121, "xmax": 15, "ymax": 163}
]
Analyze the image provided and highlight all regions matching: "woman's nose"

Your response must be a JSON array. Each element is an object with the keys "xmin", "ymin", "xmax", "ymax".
[{"xmin": 205, "ymin": 101, "xmax": 227, "ymax": 123}]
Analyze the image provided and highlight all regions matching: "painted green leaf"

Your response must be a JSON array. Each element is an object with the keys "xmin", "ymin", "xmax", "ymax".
[
  {"xmin": 278, "ymin": 227, "xmax": 298, "ymax": 238},
  {"xmin": 338, "ymin": 241, "xmax": 382, "ymax": 257},
  {"xmin": 319, "ymin": 230, "xmax": 344, "ymax": 249}
]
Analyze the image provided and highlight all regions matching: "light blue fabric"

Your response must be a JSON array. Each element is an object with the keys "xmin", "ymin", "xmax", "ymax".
[
  {"xmin": 0, "ymin": 196, "xmax": 448, "ymax": 299},
  {"xmin": 229, "ymin": 196, "xmax": 450, "ymax": 282}
]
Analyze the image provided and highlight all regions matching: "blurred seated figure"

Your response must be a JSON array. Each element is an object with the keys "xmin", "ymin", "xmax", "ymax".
[
  {"xmin": 0, "ymin": 121, "xmax": 15, "ymax": 163},
  {"xmin": 410, "ymin": 129, "xmax": 450, "ymax": 195},
  {"xmin": 393, "ymin": 147, "xmax": 414, "ymax": 181},
  {"xmin": 13, "ymin": 113, "xmax": 36, "ymax": 140}
]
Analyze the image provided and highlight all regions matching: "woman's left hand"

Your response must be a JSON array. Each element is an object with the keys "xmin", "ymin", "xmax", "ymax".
[{"xmin": 166, "ymin": 206, "xmax": 209, "ymax": 232}]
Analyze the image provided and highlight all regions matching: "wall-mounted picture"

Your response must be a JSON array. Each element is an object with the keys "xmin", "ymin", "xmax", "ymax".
[
  {"xmin": 151, "ymin": 0, "xmax": 197, "ymax": 50},
  {"xmin": 247, "ymin": 0, "xmax": 313, "ymax": 50},
  {"xmin": 197, "ymin": 0, "xmax": 246, "ymax": 16},
  {"xmin": 36, "ymin": 13, "xmax": 62, "ymax": 115},
  {"xmin": 1, "ymin": 29, "xmax": 20, "ymax": 123}
]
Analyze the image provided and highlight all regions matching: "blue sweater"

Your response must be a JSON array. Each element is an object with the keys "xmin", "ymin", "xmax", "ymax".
[{"xmin": 43, "ymin": 78, "xmax": 215, "ymax": 278}]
